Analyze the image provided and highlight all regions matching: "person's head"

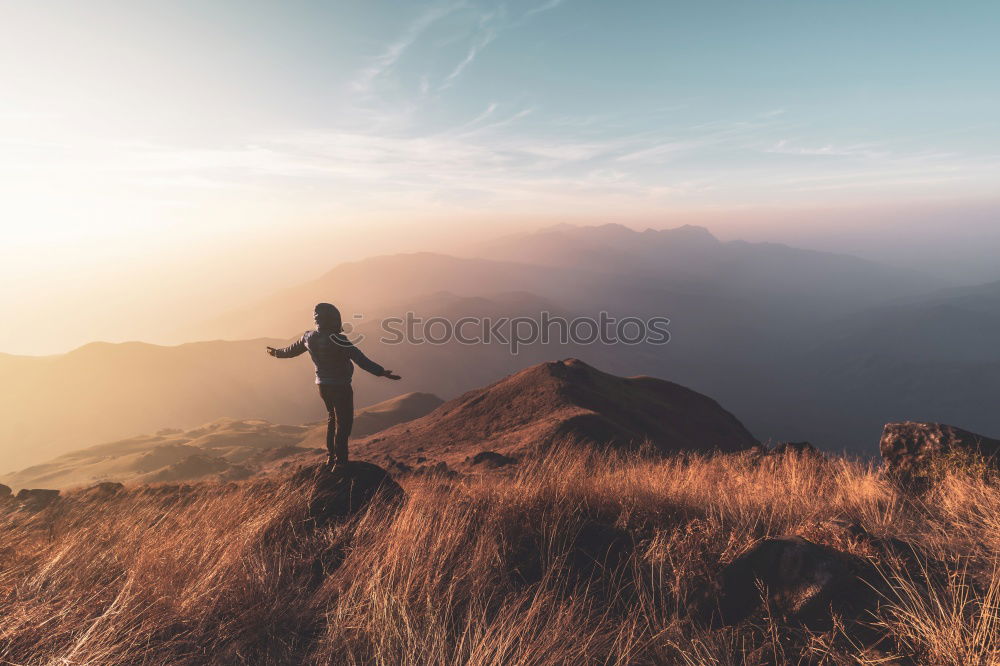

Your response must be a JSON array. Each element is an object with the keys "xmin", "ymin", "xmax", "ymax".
[{"xmin": 314, "ymin": 302, "xmax": 342, "ymax": 331}]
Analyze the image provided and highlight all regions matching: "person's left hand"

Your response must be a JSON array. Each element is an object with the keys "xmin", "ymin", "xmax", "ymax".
[{"xmin": 383, "ymin": 370, "xmax": 401, "ymax": 380}]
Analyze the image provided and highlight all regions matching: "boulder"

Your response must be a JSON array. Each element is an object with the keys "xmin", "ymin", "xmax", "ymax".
[
  {"xmin": 419, "ymin": 461, "xmax": 458, "ymax": 478},
  {"xmin": 710, "ymin": 536, "xmax": 879, "ymax": 629},
  {"xmin": 79, "ymin": 481, "xmax": 125, "ymax": 500},
  {"xmin": 770, "ymin": 441, "xmax": 823, "ymax": 458},
  {"xmin": 466, "ymin": 451, "xmax": 516, "ymax": 468},
  {"xmin": 506, "ymin": 518, "xmax": 634, "ymax": 590},
  {"xmin": 294, "ymin": 461, "xmax": 405, "ymax": 525},
  {"xmin": 880, "ymin": 422, "xmax": 1000, "ymax": 481},
  {"xmin": 0, "ymin": 483, "xmax": 11, "ymax": 499},
  {"xmin": 16, "ymin": 488, "xmax": 60, "ymax": 510},
  {"xmin": 565, "ymin": 520, "xmax": 634, "ymax": 583}
]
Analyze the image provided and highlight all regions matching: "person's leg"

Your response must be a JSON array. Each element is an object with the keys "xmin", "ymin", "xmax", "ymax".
[
  {"xmin": 318, "ymin": 384, "xmax": 338, "ymax": 465},
  {"xmin": 331, "ymin": 385, "xmax": 354, "ymax": 464}
]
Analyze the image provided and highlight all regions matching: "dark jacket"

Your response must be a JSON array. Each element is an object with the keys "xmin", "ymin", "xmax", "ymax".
[{"xmin": 273, "ymin": 330, "xmax": 385, "ymax": 385}]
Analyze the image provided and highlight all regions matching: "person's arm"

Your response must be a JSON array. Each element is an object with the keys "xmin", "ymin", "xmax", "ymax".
[
  {"xmin": 267, "ymin": 334, "xmax": 307, "ymax": 358},
  {"xmin": 347, "ymin": 343, "xmax": 400, "ymax": 380}
]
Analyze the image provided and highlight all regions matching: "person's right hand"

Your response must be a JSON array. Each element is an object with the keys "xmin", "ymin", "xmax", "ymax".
[
  {"xmin": 266, "ymin": 346, "xmax": 278, "ymax": 357},
  {"xmin": 383, "ymin": 370, "xmax": 401, "ymax": 380}
]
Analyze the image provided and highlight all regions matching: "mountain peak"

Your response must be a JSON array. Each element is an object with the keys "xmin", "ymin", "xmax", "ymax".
[
  {"xmin": 354, "ymin": 358, "xmax": 757, "ymax": 466},
  {"xmin": 660, "ymin": 224, "xmax": 717, "ymax": 241}
]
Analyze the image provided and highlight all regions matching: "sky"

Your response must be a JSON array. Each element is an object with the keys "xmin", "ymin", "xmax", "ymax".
[{"xmin": 1, "ymin": 0, "xmax": 999, "ymax": 354}]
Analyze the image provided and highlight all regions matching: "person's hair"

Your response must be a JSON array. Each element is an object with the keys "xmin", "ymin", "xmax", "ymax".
[{"xmin": 314, "ymin": 302, "xmax": 342, "ymax": 331}]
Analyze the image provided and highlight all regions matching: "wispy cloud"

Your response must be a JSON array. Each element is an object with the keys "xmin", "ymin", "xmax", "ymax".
[
  {"xmin": 765, "ymin": 139, "xmax": 889, "ymax": 159},
  {"xmin": 524, "ymin": 0, "xmax": 568, "ymax": 18},
  {"xmin": 351, "ymin": 2, "xmax": 463, "ymax": 94},
  {"xmin": 614, "ymin": 140, "xmax": 707, "ymax": 164},
  {"xmin": 453, "ymin": 102, "xmax": 499, "ymax": 132},
  {"xmin": 441, "ymin": 27, "xmax": 497, "ymax": 89},
  {"xmin": 453, "ymin": 106, "xmax": 535, "ymax": 137},
  {"xmin": 5, "ymin": 109, "xmax": 1000, "ymax": 224},
  {"xmin": 354, "ymin": 0, "xmax": 572, "ymax": 98},
  {"xmin": 760, "ymin": 108, "xmax": 787, "ymax": 119}
]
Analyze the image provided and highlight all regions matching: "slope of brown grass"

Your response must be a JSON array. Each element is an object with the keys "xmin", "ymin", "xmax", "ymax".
[{"xmin": 1, "ymin": 449, "xmax": 998, "ymax": 665}]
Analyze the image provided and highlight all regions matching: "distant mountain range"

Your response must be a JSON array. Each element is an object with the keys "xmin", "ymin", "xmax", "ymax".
[{"xmin": 3, "ymin": 223, "xmax": 997, "ymax": 470}]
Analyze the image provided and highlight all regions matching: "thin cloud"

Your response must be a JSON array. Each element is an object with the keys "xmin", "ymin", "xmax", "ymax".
[
  {"xmin": 453, "ymin": 102, "xmax": 500, "ymax": 132},
  {"xmin": 524, "ymin": 0, "xmax": 569, "ymax": 19},
  {"xmin": 766, "ymin": 139, "xmax": 889, "ymax": 159},
  {"xmin": 454, "ymin": 107, "xmax": 535, "ymax": 137},
  {"xmin": 441, "ymin": 28, "xmax": 497, "ymax": 88},
  {"xmin": 439, "ymin": 0, "xmax": 571, "ymax": 91},
  {"xmin": 614, "ymin": 140, "xmax": 706, "ymax": 164},
  {"xmin": 351, "ymin": 2, "xmax": 463, "ymax": 94}
]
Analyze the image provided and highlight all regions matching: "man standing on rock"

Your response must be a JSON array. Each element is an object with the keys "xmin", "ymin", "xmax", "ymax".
[{"xmin": 267, "ymin": 303, "xmax": 400, "ymax": 469}]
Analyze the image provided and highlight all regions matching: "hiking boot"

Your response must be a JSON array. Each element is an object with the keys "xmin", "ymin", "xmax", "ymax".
[{"xmin": 325, "ymin": 455, "xmax": 348, "ymax": 471}]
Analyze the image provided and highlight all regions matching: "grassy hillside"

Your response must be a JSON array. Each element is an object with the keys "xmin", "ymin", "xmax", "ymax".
[{"xmin": 2, "ymin": 448, "xmax": 998, "ymax": 665}]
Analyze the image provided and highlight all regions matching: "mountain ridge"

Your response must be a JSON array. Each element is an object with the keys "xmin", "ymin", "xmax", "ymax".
[{"xmin": 354, "ymin": 358, "xmax": 758, "ymax": 467}]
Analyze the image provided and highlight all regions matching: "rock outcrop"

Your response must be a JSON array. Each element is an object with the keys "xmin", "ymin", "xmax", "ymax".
[
  {"xmin": 77, "ymin": 481, "xmax": 125, "ymax": 501},
  {"xmin": 15, "ymin": 488, "xmax": 60, "ymax": 511},
  {"xmin": 770, "ymin": 441, "xmax": 823, "ymax": 457},
  {"xmin": 466, "ymin": 451, "xmax": 517, "ymax": 468},
  {"xmin": 710, "ymin": 536, "xmax": 879, "ymax": 629},
  {"xmin": 355, "ymin": 359, "xmax": 758, "ymax": 467},
  {"xmin": 880, "ymin": 421, "xmax": 1000, "ymax": 480},
  {"xmin": 294, "ymin": 462, "xmax": 405, "ymax": 526}
]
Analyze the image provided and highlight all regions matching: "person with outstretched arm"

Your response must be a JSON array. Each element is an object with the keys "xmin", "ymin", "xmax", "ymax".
[{"xmin": 267, "ymin": 303, "xmax": 400, "ymax": 469}]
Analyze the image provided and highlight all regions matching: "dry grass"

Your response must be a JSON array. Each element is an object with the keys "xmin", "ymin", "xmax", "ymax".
[{"xmin": 1, "ymin": 448, "xmax": 998, "ymax": 665}]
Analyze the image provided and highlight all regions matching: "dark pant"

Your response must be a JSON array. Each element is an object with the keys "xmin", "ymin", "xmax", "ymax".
[{"xmin": 319, "ymin": 383, "xmax": 354, "ymax": 463}]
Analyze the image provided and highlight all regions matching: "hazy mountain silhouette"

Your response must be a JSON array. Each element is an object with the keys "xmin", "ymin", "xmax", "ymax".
[
  {"xmin": 476, "ymin": 223, "xmax": 938, "ymax": 312},
  {"xmin": 754, "ymin": 279, "xmax": 1000, "ymax": 449},
  {"xmin": 818, "ymin": 279, "xmax": 1000, "ymax": 363},
  {"xmin": 188, "ymin": 254, "xmax": 572, "ymax": 341},
  {"xmin": 0, "ymin": 339, "xmax": 321, "ymax": 471},
  {"xmin": 193, "ymin": 225, "xmax": 936, "ymax": 344}
]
